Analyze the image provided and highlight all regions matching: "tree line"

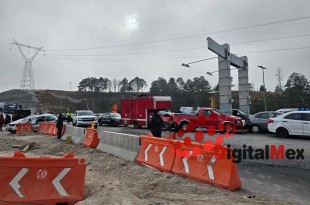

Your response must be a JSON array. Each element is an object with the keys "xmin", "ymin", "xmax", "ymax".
[{"xmin": 77, "ymin": 72, "xmax": 310, "ymax": 114}]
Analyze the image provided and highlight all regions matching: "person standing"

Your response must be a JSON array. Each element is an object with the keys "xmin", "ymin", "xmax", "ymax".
[
  {"xmin": 4, "ymin": 114, "xmax": 11, "ymax": 126},
  {"xmin": 56, "ymin": 113, "xmax": 64, "ymax": 139},
  {"xmin": 0, "ymin": 112, "xmax": 4, "ymax": 131},
  {"xmin": 150, "ymin": 111, "xmax": 164, "ymax": 138},
  {"xmin": 66, "ymin": 111, "xmax": 72, "ymax": 124}
]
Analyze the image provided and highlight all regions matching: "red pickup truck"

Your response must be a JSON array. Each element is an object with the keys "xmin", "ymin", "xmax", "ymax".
[{"xmin": 168, "ymin": 107, "xmax": 243, "ymax": 132}]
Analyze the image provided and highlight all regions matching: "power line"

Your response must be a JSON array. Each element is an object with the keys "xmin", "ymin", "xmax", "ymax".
[
  {"xmin": 45, "ymin": 33, "xmax": 310, "ymax": 57},
  {"xmin": 46, "ymin": 45, "xmax": 310, "ymax": 62},
  {"xmin": 46, "ymin": 55, "xmax": 213, "ymax": 61},
  {"xmin": 46, "ymin": 15, "xmax": 310, "ymax": 51}
]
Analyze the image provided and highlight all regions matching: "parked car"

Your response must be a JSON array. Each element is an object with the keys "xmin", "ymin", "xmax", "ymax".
[
  {"xmin": 72, "ymin": 110, "xmax": 98, "ymax": 127},
  {"xmin": 5, "ymin": 113, "xmax": 57, "ymax": 133},
  {"xmin": 248, "ymin": 111, "xmax": 282, "ymax": 133},
  {"xmin": 268, "ymin": 111, "xmax": 310, "ymax": 137},
  {"xmin": 98, "ymin": 112, "xmax": 121, "ymax": 126}
]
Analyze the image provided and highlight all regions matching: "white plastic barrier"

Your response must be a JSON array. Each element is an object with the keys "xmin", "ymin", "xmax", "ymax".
[{"xmin": 97, "ymin": 131, "xmax": 140, "ymax": 161}]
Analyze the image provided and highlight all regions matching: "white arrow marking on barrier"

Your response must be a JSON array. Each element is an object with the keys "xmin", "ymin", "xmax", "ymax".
[
  {"xmin": 52, "ymin": 168, "xmax": 71, "ymax": 196},
  {"xmin": 207, "ymin": 156, "xmax": 217, "ymax": 180},
  {"xmin": 144, "ymin": 144, "xmax": 152, "ymax": 162},
  {"xmin": 9, "ymin": 168, "xmax": 29, "ymax": 198},
  {"xmin": 159, "ymin": 146, "xmax": 167, "ymax": 166},
  {"xmin": 182, "ymin": 151, "xmax": 193, "ymax": 174}
]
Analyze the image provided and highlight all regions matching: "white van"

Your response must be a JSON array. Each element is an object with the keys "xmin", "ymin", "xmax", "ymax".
[{"xmin": 276, "ymin": 108, "xmax": 298, "ymax": 114}]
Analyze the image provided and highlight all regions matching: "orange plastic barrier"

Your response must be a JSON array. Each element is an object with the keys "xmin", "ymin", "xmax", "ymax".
[
  {"xmin": 16, "ymin": 123, "xmax": 33, "ymax": 135},
  {"xmin": 48, "ymin": 123, "xmax": 57, "ymax": 136},
  {"xmin": 0, "ymin": 152, "xmax": 86, "ymax": 205},
  {"xmin": 136, "ymin": 136, "xmax": 176, "ymax": 173},
  {"xmin": 171, "ymin": 142, "xmax": 242, "ymax": 191},
  {"xmin": 38, "ymin": 122, "xmax": 48, "ymax": 134},
  {"xmin": 82, "ymin": 128, "xmax": 99, "ymax": 148}
]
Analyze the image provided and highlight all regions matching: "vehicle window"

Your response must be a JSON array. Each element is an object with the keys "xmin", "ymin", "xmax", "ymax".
[
  {"xmin": 255, "ymin": 113, "xmax": 269, "ymax": 119},
  {"xmin": 284, "ymin": 113, "xmax": 303, "ymax": 120},
  {"xmin": 36, "ymin": 117, "xmax": 44, "ymax": 123},
  {"xmin": 303, "ymin": 113, "xmax": 310, "ymax": 121},
  {"xmin": 202, "ymin": 110, "xmax": 211, "ymax": 117},
  {"xmin": 110, "ymin": 113, "xmax": 120, "ymax": 117},
  {"xmin": 271, "ymin": 113, "xmax": 282, "ymax": 118},
  {"xmin": 45, "ymin": 116, "xmax": 56, "ymax": 121}
]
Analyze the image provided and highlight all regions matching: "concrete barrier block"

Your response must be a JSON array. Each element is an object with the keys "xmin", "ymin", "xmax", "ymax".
[
  {"xmin": 61, "ymin": 125, "xmax": 86, "ymax": 144},
  {"xmin": 97, "ymin": 131, "xmax": 140, "ymax": 161}
]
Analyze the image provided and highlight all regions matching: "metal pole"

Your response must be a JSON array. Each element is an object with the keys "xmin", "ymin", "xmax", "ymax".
[
  {"xmin": 258, "ymin": 66, "xmax": 267, "ymax": 111},
  {"xmin": 263, "ymin": 69, "xmax": 267, "ymax": 111}
]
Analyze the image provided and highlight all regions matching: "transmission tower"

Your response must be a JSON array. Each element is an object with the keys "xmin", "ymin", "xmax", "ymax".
[{"xmin": 12, "ymin": 39, "xmax": 44, "ymax": 90}]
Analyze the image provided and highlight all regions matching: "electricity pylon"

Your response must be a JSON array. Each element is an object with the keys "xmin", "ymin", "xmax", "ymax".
[{"xmin": 12, "ymin": 39, "xmax": 44, "ymax": 90}]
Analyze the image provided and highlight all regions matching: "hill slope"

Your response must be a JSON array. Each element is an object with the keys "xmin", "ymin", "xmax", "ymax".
[{"xmin": 0, "ymin": 89, "xmax": 135, "ymax": 114}]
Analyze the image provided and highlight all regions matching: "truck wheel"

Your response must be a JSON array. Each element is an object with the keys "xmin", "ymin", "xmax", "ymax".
[
  {"xmin": 224, "ymin": 123, "xmax": 234, "ymax": 133},
  {"xmin": 180, "ymin": 121, "xmax": 189, "ymax": 132},
  {"xmin": 133, "ymin": 122, "xmax": 139, "ymax": 129},
  {"xmin": 162, "ymin": 121, "xmax": 169, "ymax": 130}
]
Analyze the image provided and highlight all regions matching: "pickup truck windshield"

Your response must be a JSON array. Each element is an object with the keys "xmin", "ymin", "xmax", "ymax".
[
  {"xmin": 211, "ymin": 109, "xmax": 224, "ymax": 115},
  {"xmin": 78, "ymin": 111, "xmax": 94, "ymax": 116}
]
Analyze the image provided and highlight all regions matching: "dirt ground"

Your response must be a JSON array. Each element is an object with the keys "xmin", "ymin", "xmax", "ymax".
[{"xmin": 0, "ymin": 132, "xmax": 288, "ymax": 205}]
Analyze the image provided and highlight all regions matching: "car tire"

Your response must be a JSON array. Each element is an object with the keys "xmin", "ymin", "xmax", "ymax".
[
  {"xmin": 72, "ymin": 121, "xmax": 76, "ymax": 126},
  {"xmin": 251, "ymin": 125, "xmax": 261, "ymax": 133},
  {"xmin": 276, "ymin": 128, "xmax": 289, "ymax": 138}
]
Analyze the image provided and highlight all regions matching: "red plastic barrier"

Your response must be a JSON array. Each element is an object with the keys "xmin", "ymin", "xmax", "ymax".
[
  {"xmin": 0, "ymin": 152, "xmax": 86, "ymax": 205},
  {"xmin": 136, "ymin": 136, "xmax": 176, "ymax": 173},
  {"xmin": 171, "ymin": 141, "xmax": 242, "ymax": 191},
  {"xmin": 82, "ymin": 128, "xmax": 99, "ymax": 148},
  {"xmin": 16, "ymin": 123, "xmax": 33, "ymax": 135}
]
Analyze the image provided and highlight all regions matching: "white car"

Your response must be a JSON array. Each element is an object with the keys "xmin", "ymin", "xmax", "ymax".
[
  {"xmin": 5, "ymin": 114, "xmax": 57, "ymax": 133},
  {"xmin": 268, "ymin": 111, "xmax": 310, "ymax": 137},
  {"xmin": 72, "ymin": 110, "xmax": 98, "ymax": 127}
]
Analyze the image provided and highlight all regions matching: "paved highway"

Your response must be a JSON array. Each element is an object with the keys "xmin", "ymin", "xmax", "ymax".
[{"xmin": 98, "ymin": 125, "xmax": 310, "ymax": 205}]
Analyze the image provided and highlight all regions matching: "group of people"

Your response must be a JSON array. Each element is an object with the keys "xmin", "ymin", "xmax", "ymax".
[{"xmin": 0, "ymin": 113, "xmax": 12, "ymax": 131}]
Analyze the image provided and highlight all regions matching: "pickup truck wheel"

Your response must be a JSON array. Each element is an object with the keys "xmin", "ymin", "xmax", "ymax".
[
  {"xmin": 180, "ymin": 121, "xmax": 189, "ymax": 132},
  {"xmin": 162, "ymin": 121, "xmax": 169, "ymax": 130},
  {"xmin": 224, "ymin": 123, "xmax": 234, "ymax": 133}
]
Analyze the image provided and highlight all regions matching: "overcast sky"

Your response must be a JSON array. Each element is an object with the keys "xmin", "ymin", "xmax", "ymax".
[{"xmin": 0, "ymin": 0, "xmax": 310, "ymax": 93}]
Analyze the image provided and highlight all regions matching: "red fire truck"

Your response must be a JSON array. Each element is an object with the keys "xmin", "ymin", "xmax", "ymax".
[{"xmin": 121, "ymin": 96, "xmax": 172, "ymax": 128}]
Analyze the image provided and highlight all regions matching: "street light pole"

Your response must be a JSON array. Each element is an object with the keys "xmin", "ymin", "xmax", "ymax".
[{"xmin": 258, "ymin": 66, "xmax": 267, "ymax": 111}]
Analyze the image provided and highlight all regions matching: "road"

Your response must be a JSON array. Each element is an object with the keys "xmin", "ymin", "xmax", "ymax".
[{"xmin": 98, "ymin": 125, "xmax": 310, "ymax": 205}]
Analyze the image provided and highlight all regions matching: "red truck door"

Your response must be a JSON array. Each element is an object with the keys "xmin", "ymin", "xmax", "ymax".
[{"xmin": 121, "ymin": 99, "xmax": 131, "ymax": 125}]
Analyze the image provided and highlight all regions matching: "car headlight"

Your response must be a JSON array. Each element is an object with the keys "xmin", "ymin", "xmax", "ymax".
[
  {"xmin": 94, "ymin": 117, "xmax": 98, "ymax": 120},
  {"xmin": 78, "ymin": 118, "xmax": 83, "ymax": 121}
]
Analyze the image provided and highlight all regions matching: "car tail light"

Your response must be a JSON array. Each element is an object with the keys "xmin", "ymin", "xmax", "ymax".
[{"xmin": 268, "ymin": 118, "xmax": 274, "ymax": 123}]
